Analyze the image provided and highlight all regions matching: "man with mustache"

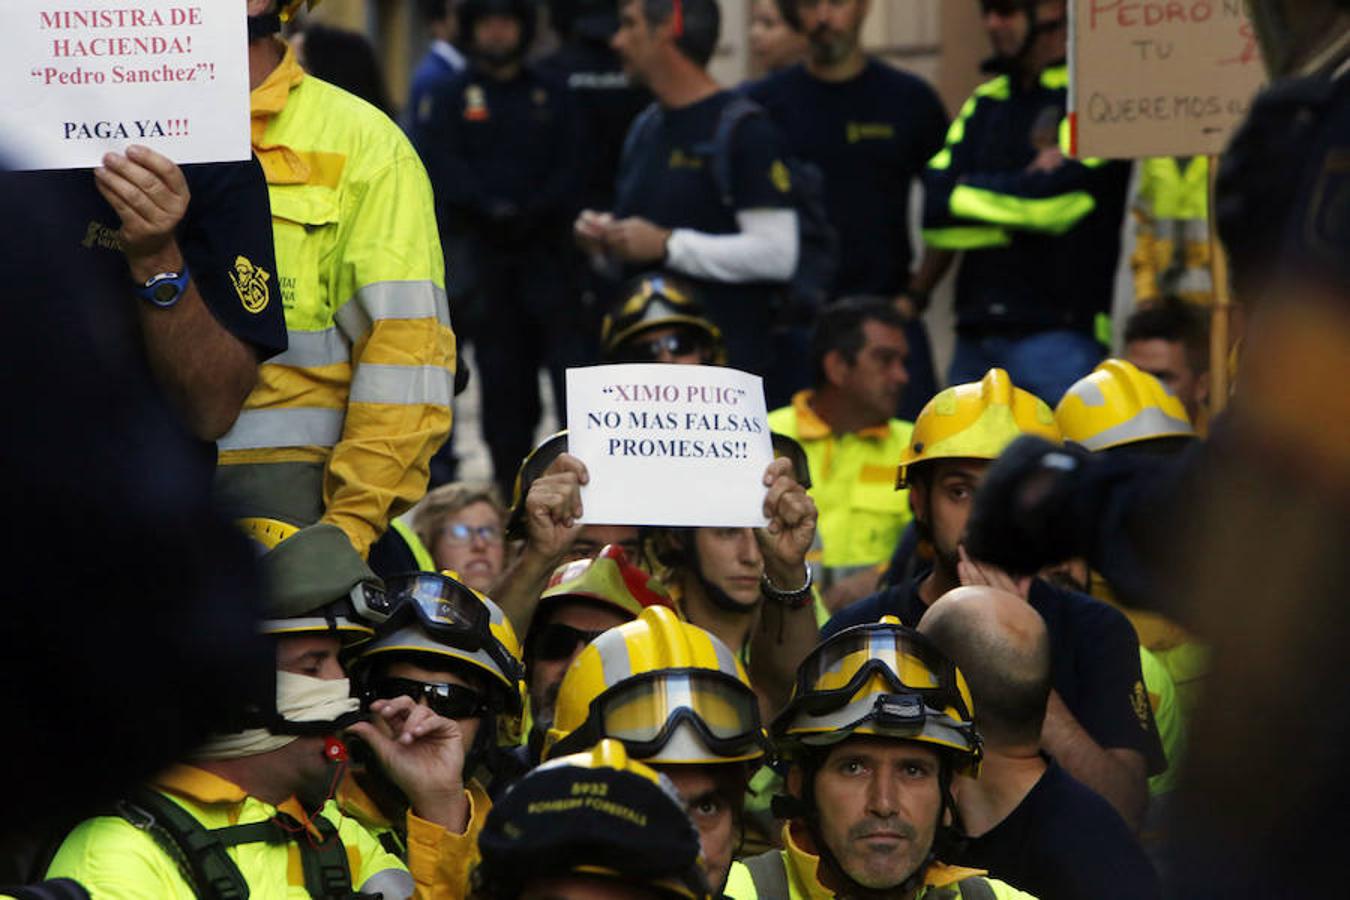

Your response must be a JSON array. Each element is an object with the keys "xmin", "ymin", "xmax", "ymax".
[{"xmin": 725, "ymin": 618, "xmax": 1036, "ymax": 899}]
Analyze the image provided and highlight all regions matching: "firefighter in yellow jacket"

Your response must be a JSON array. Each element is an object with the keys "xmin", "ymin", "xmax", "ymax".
[{"xmin": 219, "ymin": 0, "xmax": 456, "ymax": 563}]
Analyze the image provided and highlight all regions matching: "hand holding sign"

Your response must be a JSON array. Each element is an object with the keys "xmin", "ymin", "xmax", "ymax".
[
  {"xmin": 94, "ymin": 144, "xmax": 188, "ymax": 275},
  {"xmin": 566, "ymin": 365, "xmax": 774, "ymax": 528},
  {"xmin": 760, "ymin": 456, "xmax": 818, "ymax": 589}
]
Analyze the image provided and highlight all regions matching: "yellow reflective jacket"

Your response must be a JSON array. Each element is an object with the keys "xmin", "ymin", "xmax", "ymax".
[
  {"xmin": 768, "ymin": 392, "xmax": 913, "ymax": 571},
  {"xmin": 1130, "ymin": 157, "xmax": 1212, "ymax": 307},
  {"xmin": 46, "ymin": 765, "xmax": 466, "ymax": 899},
  {"xmin": 338, "ymin": 773, "xmax": 492, "ymax": 899},
  {"xmin": 724, "ymin": 825, "xmax": 1039, "ymax": 899},
  {"xmin": 218, "ymin": 42, "xmax": 455, "ymax": 558}
]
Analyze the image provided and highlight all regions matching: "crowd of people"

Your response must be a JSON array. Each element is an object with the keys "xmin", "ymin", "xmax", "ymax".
[{"xmin": 3, "ymin": 0, "xmax": 1349, "ymax": 898}]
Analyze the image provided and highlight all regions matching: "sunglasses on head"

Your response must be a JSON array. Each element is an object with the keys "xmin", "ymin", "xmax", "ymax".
[
  {"xmin": 532, "ymin": 623, "xmax": 608, "ymax": 662},
  {"xmin": 365, "ymin": 676, "xmax": 489, "ymax": 720},
  {"xmin": 620, "ymin": 331, "xmax": 705, "ymax": 363}
]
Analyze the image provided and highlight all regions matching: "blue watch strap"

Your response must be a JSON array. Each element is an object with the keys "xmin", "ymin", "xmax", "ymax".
[{"xmin": 135, "ymin": 267, "xmax": 190, "ymax": 308}]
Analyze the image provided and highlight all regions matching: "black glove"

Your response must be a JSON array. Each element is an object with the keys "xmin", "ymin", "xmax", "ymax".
[{"xmin": 965, "ymin": 436, "xmax": 1093, "ymax": 575}]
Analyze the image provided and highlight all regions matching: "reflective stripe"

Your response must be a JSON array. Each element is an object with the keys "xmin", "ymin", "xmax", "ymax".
[
  {"xmin": 218, "ymin": 407, "xmax": 346, "ymax": 451},
  {"xmin": 601, "ymin": 636, "xmax": 633, "ymax": 687},
  {"xmin": 269, "ymin": 327, "xmax": 349, "ymax": 368},
  {"xmin": 1058, "ymin": 117, "xmax": 1108, "ymax": 168},
  {"xmin": 712, "ymin": 631, "xmax": 739, "ymax": 680},
  {"xmin": 950, "ymin": 184, "xmax": 1095, "ymax": 235},
  {"xmin": 922, "ymin": 226, "xmax": 1012, "ymax": 250},
  {"xmin": 349, "ymin": 363, "xmax": 453, "ymax": 407},
  {"xmin": 1040, "ymin": 65, "xmax": 1069, "ymax": 90},
  {"xmin": 334, "ymin": 280, "xmax": 450, "ymax": 337},
  {"xmin": 928, "ymin": 80, "xmax": 1004, "ymax": 172}
]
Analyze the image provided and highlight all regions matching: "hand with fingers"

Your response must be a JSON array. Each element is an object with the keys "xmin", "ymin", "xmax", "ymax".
[
  {"xmin": 346, "ymin": 696, "xmax": 471, "ymax": 833},
  {"xmin": 93, "ymin": 144, "xmax": 190, "ymax": 280},
  {"xmin": 957, "ymin": 545, "xmax": 1033, "ymax": 599},
  {"xmin": 524, "ymin": 453, "xmax": 590, "ymax": 562},
  {"xmin": 759, "ymin": 456, "xmax": 818, "ymax": 587}
]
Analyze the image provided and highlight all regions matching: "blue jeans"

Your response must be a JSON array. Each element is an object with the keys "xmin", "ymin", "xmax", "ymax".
[{"xmin": 949, "ymin": 329, "xmax": 1105, "ymax": 406}]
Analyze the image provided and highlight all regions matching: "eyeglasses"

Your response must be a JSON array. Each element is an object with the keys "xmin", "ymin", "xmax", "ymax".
[
  {"xmin": 532, "ymin": 622, "xmax": 608, "ymax": 662},
  {"xmin": 620, "ymin": 331, "xmax": 705, "ymax": 363},
  {"xmin": 439, "ymin": 523, "xmax": 504, "ymax": 546},
  {"xmin": 366, "ymin": 676, "xmax": 490, "ymax": 720}
]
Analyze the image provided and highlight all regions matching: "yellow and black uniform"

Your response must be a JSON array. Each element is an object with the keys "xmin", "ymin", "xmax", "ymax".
[
  {"xmin": 725, "ymin": 826, "xmax": 1037, "ymax": 900},
  {"xmin": 46, "ymin": 765, "xmax": 465, "ymax": 899},
  {"xmin": 1130, "ymin": 157, "xmax": 1213, "ymax": 307},
  {"xmin": 218, "ymin": 42, "xmax": 455, "ymax": 559},
  {"xmin": 769, "ymin": 390, "xmax": 913, "ymax": 574}
]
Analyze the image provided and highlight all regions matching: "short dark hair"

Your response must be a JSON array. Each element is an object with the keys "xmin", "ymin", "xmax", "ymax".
[
  {"xmin": 1124, "ymin": 298, "xmax": 1210, "ymax": 375},
  {"xmin": 810, "ymin": 297, "xmax": 908, "ymax": 387},
  {"xmin": 775, "ymin": 0, "xmax": 802, "ymax": 31},
  {"xmin": 418, "ymin": 0, "xmax": 452, "ymax": 24},
  {"xmin": 627, "ymin": 0, "xmax": 721, "ymax": 67}
]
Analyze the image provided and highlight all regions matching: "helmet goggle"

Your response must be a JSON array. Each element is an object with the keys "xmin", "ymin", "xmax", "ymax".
[
  {"xmin": 785, "ymin": 625, "xmax": 973, "ymax": 726},
  {"xmin": 349, "ymin": 579, "xmax": 396, "ymax": 625},
  {"xmin": 381, "ymin": 572, "xmax": 525, "ymax": 684},
  {"xmin": 551, "ymin": 669, "xmax": 765, "ymax": 762}
]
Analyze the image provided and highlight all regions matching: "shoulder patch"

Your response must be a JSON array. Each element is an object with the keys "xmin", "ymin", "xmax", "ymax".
[
  {"xmin": 771, "ymin": 159, "xmax": 791, "ymax": 194},
  {"xmin": 1131, "ymin": 680, "xmax": 1152, "ymax": 732},
  {"xmin": 230, "ymin": 255, "xmax": 271, "ymax": 314}
]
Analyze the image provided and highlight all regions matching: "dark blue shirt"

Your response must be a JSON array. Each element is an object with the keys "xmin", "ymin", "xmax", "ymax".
[
  {"xmin": 613, "ymin": 90, "xmax": 794, "ymax": 374},
  {"xmin": 955, "ymin": 762, "xmax": 1162, "ymax": 900},
  {"xmin": 747, "ymin": 61, "xmax": 948, "ymax": 296},
  {"xmin": 825, "ymin": 574, "xmax": 1167, "ymax": 774},
  {"xmin": 32, "ymin": 158, "xmax": 287, "ymax": 361},
  {"xmin": 415, "ymin": 64, "xmax": 581, "ymax": 238}
]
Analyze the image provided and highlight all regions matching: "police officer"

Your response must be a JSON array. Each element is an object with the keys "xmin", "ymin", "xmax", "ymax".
[
  {"xmin": 416, "ymin": 0, "xmax": 586, "ymax": 500},
  {"xmin": 724, "ymin": 618, "xmax": 1036, "ymax": 899},
  {"xmin": 922, "ymin": 0, "xmax": 1131, "ymax": 404}
]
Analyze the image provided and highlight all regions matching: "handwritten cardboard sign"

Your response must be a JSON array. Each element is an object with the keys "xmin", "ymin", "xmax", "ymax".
[
  {"xmin": 0, "ymin": 1, "xmax": 250, "ymax": 170},
  {"xmin": 566, "ymin": 365, "xmax": 774, "ymax": 528},
  {"xmin": 1069, "ymin": 0, "xmax": 1266, "ymax": 158}
]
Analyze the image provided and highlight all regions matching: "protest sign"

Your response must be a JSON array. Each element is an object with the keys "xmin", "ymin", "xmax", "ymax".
[
  {"xmin": 566, "ymin": 365, "xmax": 775, "ymax": 528},
  {"xmin": 0, "ymin": 2, "xmax": 250, "ymax": 170},
  {"xmin": 1069, "ymin": 0, "xmax": 1266, "ymax": 158}
]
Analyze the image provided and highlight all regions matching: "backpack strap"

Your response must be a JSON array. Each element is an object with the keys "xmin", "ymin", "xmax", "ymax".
[
  {"xmin": 707, "ymin": 96, "xmax": 770, "ymax": 209},
  {"xmin": 117, "ymin": 789, "xmax": 251, "ymax": 900},
  {"xmin": 273, "ymin": 812, "xmax": 355, "ymax": 900},
  {"xmin": 0, "ymin": 880, "xmax": 92, "ymax": 900},
  {"xmin": 741, "ymin": 849, "xmax": 791, "ymax": 900}
]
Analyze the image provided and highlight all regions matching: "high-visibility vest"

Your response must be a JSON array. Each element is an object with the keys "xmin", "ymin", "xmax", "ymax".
[
  {"xmin": 218, "ymin": 44, "xmax": 455, "ymax": 559},
  {"xmin": 1130, "ymin": 156, "xmax": 1213, "ymax": 306}
]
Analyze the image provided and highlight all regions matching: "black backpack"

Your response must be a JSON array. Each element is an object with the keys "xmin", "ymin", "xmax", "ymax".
[{"xmin": 618, "ymin": 97, "xmax": 839, "ymax": 319}]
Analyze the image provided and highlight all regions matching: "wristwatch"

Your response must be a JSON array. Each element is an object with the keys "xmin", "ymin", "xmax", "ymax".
[
  {"xmin": 135, "ymin": 268, "xmax": 190, "ymax": 308},
  {"xmin": 760, "ymin": 566, "xmax": 814, "ymax": 609}
]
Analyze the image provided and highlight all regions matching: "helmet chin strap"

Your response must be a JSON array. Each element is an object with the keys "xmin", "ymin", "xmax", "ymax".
[{"xmin": 248, "ymin": 12, "xmax": 282, "ymax": 40}]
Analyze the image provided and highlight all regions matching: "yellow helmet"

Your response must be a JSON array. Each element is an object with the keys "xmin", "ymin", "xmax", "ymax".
[
  {"xmin": 897, "ymin": 368, "xmax": 1061, "ymax": 488},
  {"xmin": 771, "ymin": 616, "xmax": 981, "ymax": 775},
  {"xmin": 544, "ymin": 606, "xmax": 766, "ymax": 765},
  {"xmin": 1055, "ymin": 359, "xmax": 1195, "ymax": 453},
  {"xmin": 475, "ymin": 738, "xmax": 712, "ymax": 900}
]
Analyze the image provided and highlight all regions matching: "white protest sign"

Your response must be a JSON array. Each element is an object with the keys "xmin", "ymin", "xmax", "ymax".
[
  {"xmin": 566, "ymin": 365, "xmax": 774, "ymax": 528},
  {"xmin": 1069, "ymin": 0, "xmax": 1266, "ymax": 158},
  {"xmin": 0, "ymin": 1, "xmax": 250, "ymax": 170}
]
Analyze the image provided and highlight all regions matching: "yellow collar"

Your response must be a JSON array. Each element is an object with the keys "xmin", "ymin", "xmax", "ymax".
[
  {"xmin": 782, "ymin": 823, "xmax": 988, "ymax": 897},
  {"xmin": 156, "ymin": 763, "xmax": 323, "ymax": 837},
  {"xmin": 791, "ymin": 390, "xmax": 893, "ymax": 442},
  {"xmin": 249, "ymin": 40, "xmax": 310, "ymax": 185}
]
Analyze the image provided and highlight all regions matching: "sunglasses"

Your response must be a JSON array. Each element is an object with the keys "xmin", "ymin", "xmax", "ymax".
[
  {"xmin": 439, "ymin": 522, "xmax": 504, "ymax": 546},
  {"xmin": 621, "ymin": 331, "xmax": 705, "ymax": 363},
  {"xmin": 366, "ymin": 676, "xmax": 490, "ymax": 720},
  {"xmin": 532, "ymin": 623, "xmax": 608, "ymax": 662}
]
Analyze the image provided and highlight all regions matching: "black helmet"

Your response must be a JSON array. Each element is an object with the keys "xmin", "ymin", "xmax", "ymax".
[
  {"xmin": 460, "ymin": 0, "xmax": 537, "ymax": 55},
  {"xmin": 504, "ymin": 430, "xmax": 569, "ymax": 542},
  {"xmin": 600, "ymin": 273, "xmax": 726, "ymax": 365}
]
